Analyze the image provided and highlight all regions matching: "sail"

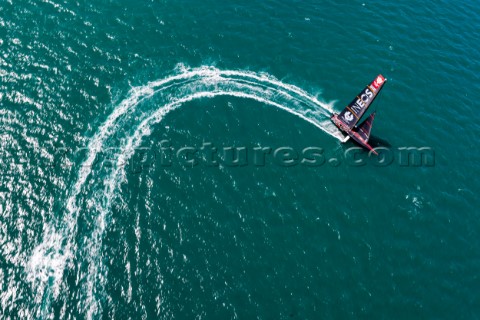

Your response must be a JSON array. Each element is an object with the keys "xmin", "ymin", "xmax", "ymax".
[
  {"xmin": 353, "ymin": 112, "xmax": 375, "ymax": 142},
  {"xmin": 338, "ymin": 75, "xmax": 386, "ymax": 129}
]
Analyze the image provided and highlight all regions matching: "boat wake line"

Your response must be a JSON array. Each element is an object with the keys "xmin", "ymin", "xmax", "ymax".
[{"xmin": 27, "ymin": 65, "xmax": 343, "ymax": 318}]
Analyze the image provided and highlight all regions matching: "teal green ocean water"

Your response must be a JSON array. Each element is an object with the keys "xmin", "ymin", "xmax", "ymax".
[{"xmin": 1, "ymin": 0, "xmax": 479, "ymax": 318}]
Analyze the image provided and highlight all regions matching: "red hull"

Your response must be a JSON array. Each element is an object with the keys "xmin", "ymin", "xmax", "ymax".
[{"xmin": 331, "ymin": 113, "xmax": 378, "ymax": 155}]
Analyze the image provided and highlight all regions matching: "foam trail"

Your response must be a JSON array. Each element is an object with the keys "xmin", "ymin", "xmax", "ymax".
[
  {"xmin": 84, "ymin": 90, "xmax": 339, "ymax": 318},
  {"xmin": 118, "ymin": 91, "xmax": 335, "ymax": 169},
  {"xmin": 27, "ymin": 65, "xmax": 343, "ymax": 318}
]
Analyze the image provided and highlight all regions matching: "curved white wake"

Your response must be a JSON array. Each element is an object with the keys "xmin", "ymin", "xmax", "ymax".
[{"xmin": 27, "ymin": 65, "xmax": 342, "ymax": 318}]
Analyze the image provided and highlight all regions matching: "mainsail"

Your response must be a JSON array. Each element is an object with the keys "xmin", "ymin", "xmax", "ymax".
[{"xmin": 338, "ymin": 75, "xmax": 386, "ymax": 129}]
